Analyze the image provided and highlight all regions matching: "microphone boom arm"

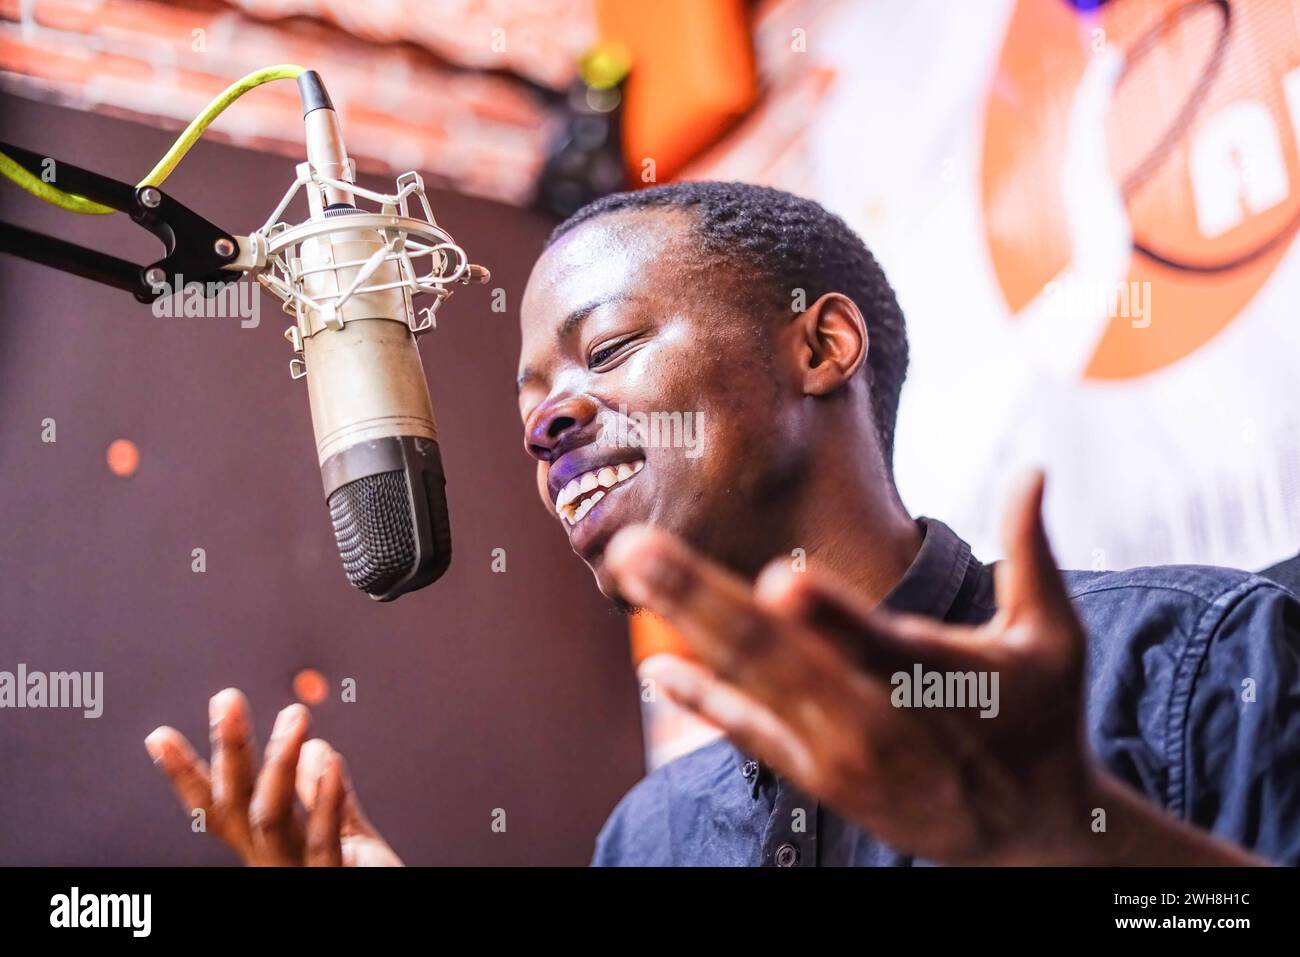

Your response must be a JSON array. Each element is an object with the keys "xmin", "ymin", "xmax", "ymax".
[{"xmin": 0, "ymin": 141, "xmax": 243, "ymax": 303}]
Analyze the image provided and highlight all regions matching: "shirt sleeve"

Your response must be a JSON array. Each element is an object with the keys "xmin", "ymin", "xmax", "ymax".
[
  {"xmin": 1182, "ymin": 579, "xmax": 1300, "ymax": 864},
  {"xmin": 591, "ymin": 773, "xmax": 674, "ymax": 866}
]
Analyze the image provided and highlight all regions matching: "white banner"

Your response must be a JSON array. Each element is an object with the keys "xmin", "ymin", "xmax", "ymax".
[{"xmin": 687, "ymin": 0, "xmax": 1300, "ymax": 572}]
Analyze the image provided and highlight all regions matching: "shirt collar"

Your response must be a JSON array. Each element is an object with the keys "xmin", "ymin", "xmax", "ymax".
[{"xmin": 880, "ymin": 517, "xmax": 977, "ymax": 621}]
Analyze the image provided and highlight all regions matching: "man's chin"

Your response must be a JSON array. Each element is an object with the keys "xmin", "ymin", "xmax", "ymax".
[
  {"xmin": 572, "ymin": 511, "xmax": 642, "ymax": 595},
  {"xmin": 574, "ymin": 547, "xmax": 643, "ymax": 615},
  {"xmin": 588, "ymin": 556, "xmax": 623, "ymax": 605},
  {"xmin": 575, "ymin": 510, "xmax": 720, "ymax": 609}
]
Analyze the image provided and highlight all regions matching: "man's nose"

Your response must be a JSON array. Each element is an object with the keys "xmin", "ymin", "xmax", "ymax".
[{"xmin": 524, "ymin": 394, "xmax": 599, "ymax": 461}]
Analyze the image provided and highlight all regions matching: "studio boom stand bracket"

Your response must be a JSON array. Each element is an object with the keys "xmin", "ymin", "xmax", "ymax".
[{"xmin": 0, "ymin": 141, "xmax": 240, "ymax": 304}]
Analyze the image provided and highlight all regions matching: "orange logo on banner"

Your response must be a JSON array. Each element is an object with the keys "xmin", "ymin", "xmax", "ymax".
[{"xmin": 982, "ymin": 0, "xmax": 1300, "ymax": 379}]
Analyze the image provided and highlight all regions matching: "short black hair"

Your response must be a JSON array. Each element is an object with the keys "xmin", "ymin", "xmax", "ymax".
[{"xmin": 546, "ymin": 181, "xmax": 909, "ymax": 466}]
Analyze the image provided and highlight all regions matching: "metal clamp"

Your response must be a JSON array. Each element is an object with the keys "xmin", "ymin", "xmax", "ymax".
[{"xmin": 283, "ymin": 326, "xmax": 307, "ymax": 379}]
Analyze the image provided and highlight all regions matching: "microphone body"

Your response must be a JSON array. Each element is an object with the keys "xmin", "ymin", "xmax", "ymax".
[{"xmin": 295, "ymin": 73, "xmax": 451, "ymax": 600}]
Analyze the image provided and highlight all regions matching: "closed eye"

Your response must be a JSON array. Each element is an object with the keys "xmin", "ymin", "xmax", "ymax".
[{"xmin": 588, "ymin": 334, "xmax": 639, "ymax": 370}]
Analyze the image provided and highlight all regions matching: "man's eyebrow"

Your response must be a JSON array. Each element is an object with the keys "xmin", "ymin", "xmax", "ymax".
[{"xmin": 558, "ymin": 294, "xmax": 634, "ymax": 340}]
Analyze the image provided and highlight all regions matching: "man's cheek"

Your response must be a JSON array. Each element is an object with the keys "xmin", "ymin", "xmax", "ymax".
[{"xmin": 536, "ymin": 463, "xmax": 550, "ymax": 510}]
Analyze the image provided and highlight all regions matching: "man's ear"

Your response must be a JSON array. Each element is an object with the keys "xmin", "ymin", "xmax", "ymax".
[{"xmin": 792, "ymin": 292, "xmax": 868, "ymax": 396}]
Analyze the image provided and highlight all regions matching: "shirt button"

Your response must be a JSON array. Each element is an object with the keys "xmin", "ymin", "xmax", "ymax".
[{"xmin": 775, "ymin": 843, "xmax": 800, "ymax": 868}]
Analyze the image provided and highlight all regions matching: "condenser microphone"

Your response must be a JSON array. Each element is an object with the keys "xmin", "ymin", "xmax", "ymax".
[
  {"xmin": 0, "ymin": 66, "xmax": 486, "ymax": 601},
  {"xmin": 250, "ymin": 71, "xmax": 488, "ymax": 601}
]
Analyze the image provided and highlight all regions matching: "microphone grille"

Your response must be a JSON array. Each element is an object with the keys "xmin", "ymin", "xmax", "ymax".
[{"xmin": 327, "ymin": 470, "xmax": 417, "ymax": 596}]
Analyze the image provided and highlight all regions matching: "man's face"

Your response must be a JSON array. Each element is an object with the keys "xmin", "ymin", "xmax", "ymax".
[{"xmin": 517, "ymin": 209, "xmax": 803, "ymax": 599}]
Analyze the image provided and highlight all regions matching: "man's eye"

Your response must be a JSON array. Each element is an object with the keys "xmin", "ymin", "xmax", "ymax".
[{"xmin": 588, "ymin": 338, "xmax": 631, "ymax": 369}]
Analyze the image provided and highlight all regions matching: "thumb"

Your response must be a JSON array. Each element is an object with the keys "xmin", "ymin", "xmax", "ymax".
[{"xmin": 994, "ymin": 470, "xmax": 1075, "ymax": 639}]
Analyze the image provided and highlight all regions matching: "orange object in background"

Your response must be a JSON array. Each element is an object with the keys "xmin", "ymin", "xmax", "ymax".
[
  {"xmin": 630, "ymin": 613, "xmax": 721, "ymax": 771},
  {"xmin": 293, "ymin": 668, "xmax": 329, "ymax": 707},
  {"xmin": 629, "ymin": 610, "xmax": 692, "ymax": 666},
  {"xmin": 105, "ymin": 438, "xmax": 139, "ymax": 477},
  {"xmin": 982, "ymin": 0, "xmax": 1300, "ymax": 380},
  {"xmin": 596, "ymin": 0, "xmax": 757, "ymax": 185}
]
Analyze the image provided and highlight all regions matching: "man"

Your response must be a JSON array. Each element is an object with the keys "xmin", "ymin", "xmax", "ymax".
[{"xmin": 145, "ymin": 182, "xmax": 1300, "ymax": 866}]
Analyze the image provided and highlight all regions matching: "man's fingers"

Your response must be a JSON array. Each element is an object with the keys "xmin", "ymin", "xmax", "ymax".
[
  {"xmin": 248, "ymin": 703, "xmax": 310, "ymax": 863},
  {"xmin": 208, "ymin": 689, "xmax": 255, "ymax": 850},
  {"xmin": 753, "ymin": 560, "xmax": 982, "ymax": 676},
  {"xmin": 145, "ymin": 726, "xmax": 214, "ymax": 820},
  {"xmin": 994, "ymin": 470, "xmax": 1077, "ymax": 642},
  {"xmin": 305, "ymin": 751, "xmax": 344, "ymax": 867},
  {"xmin": 146, "ymin": 725, "xmax": 257, "ymax": 860},
  {"xmin": 295, "ymin": 737, "xmax": 331, "ymax": 811},
  {"xmin": 606, "ymin": 525, "xmax": 833, "ymax": 698},
  {"xmin": 642, "ymin": 655, "xmax": 817, "ymax": 786},
  {"xmin": 297, "ymin": 738, "xmax": 374, "ymax": 840}
]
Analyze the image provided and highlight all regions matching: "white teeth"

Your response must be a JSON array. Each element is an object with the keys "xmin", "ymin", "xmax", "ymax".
[
  {"xmin": 554, "ymin": 458, "xmax": 647, "ymax": 525},
  {"xmin": 557, "ymin": 478, "xmax": 580, "ymax": 509},
  {"xmin": 573, "ymin": 490, "xmax": 604, "ymax": 523}
]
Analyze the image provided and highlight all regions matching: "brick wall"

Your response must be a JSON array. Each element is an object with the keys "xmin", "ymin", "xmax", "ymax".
[{"xmin": 0, "ymin": 0, "xmax": 598, "ymax": 203}]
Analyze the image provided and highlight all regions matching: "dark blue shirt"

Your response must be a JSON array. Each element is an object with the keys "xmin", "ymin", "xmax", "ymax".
[{"xmin": 593, "ymin": 519, "xmax": 1300, "ymax": 866}]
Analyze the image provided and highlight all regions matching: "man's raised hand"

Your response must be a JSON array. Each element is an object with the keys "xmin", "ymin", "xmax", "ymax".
[{"xmin": 145, "ymin": 689, "xmax": 401, "ymax": 866}]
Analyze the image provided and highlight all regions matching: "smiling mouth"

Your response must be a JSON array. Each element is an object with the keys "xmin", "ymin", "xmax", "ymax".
[{"xmin": 554, "ymin": 458, "xmax": 645, "ymax": 526}]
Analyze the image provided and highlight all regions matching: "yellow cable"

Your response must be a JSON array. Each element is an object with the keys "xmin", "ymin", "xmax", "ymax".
[
  {"xmin": 0, "ymin": 150, "xmax": 115, "ymax": 214},
  {"xmin": 0, "ymin": 63, "xmax": 306, "ymax": 216}
]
